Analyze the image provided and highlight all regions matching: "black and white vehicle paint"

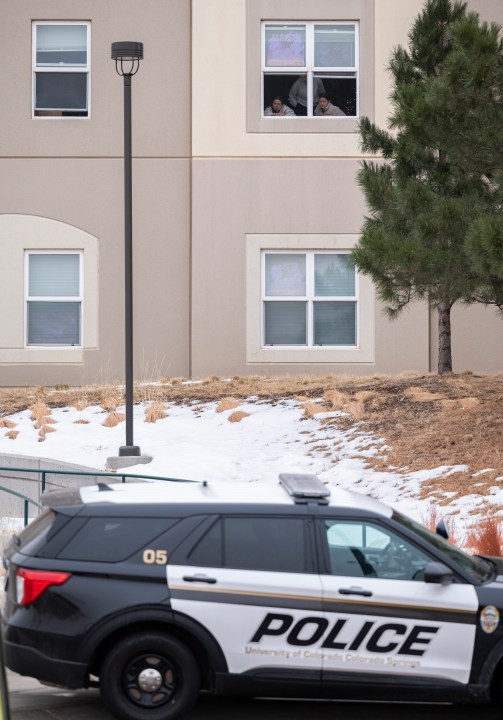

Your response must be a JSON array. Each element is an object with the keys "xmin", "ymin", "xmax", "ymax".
[{"xmin": 2, "ymin": 474, "xmax": 503, "ymax": 720}]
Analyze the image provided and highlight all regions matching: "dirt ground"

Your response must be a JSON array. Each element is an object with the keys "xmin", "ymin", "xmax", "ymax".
[{"xmin": 0, "ymin": 371, "xmax": 502, "ymax": 511}]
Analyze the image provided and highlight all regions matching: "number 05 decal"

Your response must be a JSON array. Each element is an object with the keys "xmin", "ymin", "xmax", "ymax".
[{"xmin": 143, "ymin": 549, "xmax": 168, "ymax": 565}]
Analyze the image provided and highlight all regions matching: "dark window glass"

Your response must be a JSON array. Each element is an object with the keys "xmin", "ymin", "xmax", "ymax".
[
  {"xmin": 58, "ymin": 518, "xmax": 177, "ymax": 562},
  {"xmin": 224, "ymin": 517, "xmax": 306, "ymax": 572},
  {"xmin": 27, "ymin": 301, "xmax": 81, "ymax": 345},
  {"xmin": 313, "ymin": 301, "xmax": 356, "ymax": 345},
  {"xmin": 16, "ymin": 509, "xmax": 56, "ymax": 553},
  {"xmin": 264, "ymin": 301, "xmax": 307, "ymax": 345},
  {"xmin": 188, "ymin": 519, "xmax": 223, "ymax": 566},
  {"xmin": 35, "ymin": 72, "xmax": 87, "ymax": 110}
]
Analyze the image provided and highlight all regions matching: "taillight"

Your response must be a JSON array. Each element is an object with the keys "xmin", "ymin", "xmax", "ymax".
[{"xmin": 16, "ymin": 568, "xmax": 71, "ymax": 607}]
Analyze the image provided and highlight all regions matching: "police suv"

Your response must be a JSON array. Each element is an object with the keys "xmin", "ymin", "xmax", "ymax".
[{"xmin": 3, "ymin": 474, "xmax": 503, "ymax": 720}]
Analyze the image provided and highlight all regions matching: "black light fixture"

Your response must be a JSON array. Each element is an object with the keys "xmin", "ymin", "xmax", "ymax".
[{"xmin": 111, "ymin": 41, "xmax": 143, "ymax": 457}]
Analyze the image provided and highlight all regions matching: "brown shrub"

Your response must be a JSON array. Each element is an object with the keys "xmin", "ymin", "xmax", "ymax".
[
  {"xmin": 29, "ymin": 401, "xmax": 50, "ymax": 419},
  {"xmin": 145, "ymin": 401, "xmax": 168, "ymax": 423},
  {"xmin": 103, "ymin": 412, "xmax": 126, "ymax": 428},
  {"xmin": 38, "ymin": 425, "xmax": 56, "ymax": 439},
  {"xmin": 73, "ymin": 419, "xmax": 90, "ymax": 424},
  {"xmin": 101, "ymin": 393, "xmax": 121, "ymax": 412},
  {"xmin": 302, "ymin": 402, "xmax": 330, "ymax": 417},
  {"xmin": 5, "ymin": 430, "xmax": 19, "ymax": 439},
  {"xmin": 217, "ymin": 397, "xmax": 240, "ymax": 413},
  {"xmin": 323, "ymin": 389, "xmax": 349, "ymax": 411},
  {"xmin": 0, "ymin": 419, "xmax": 16, "ymax": 429},
  {"xmin": 73, "ymin": 398, "xmax": 89, "ymax": 411},
  {"xmin": 421, "ymin": 504, "xmax": 439, "ymax": 533},
  {"xmin": 465, "ymin": 517, "xmax": 503, "ymax": 556},
  {"xmin": 228, "ymin": 411, "xmax": 249, "ymax": 423},
  {"xmin": 403, "ymin": 387, "xmax": 444, "ymax": 402},
  {"xmin": 346, "ymin": 401, "xmax": 366, "ymax": 420},
  {"xmin": 34, "ymin": 416, "xmax": 57, "ymax": 430},
  {"xmin": 354, "ymin": 390, "xmax": 378, "ymax": 403}
]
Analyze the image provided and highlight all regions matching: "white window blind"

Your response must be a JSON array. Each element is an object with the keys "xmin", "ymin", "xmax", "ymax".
[
  {"xmin": 26, "ymin": 252, "xmax": 82, "ymax": 346},
  {"xmin": 263, "ymin": 252, "xmax": 357, "ymax": 347}
]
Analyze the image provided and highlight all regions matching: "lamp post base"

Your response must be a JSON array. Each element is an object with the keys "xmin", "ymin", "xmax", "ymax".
[
  {"xmin": 106, "ymin": 452, "xmax": 153, "ymax": 471},
  {"xmin": 119, "ymin": 445, "xmax": 141, "ymax": 456}
]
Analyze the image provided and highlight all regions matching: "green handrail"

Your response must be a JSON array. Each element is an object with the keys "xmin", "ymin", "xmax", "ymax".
[
  {"xmin": 0, "ymin": 466, "xmax": 195, "ymax": 527},
  {"xmin": 0, "ymin": 466, "xmax": 194, "ymax": 492},
  {"xmin": 0, "ymin": 485, "xmax": 44, "ymax": 527}
]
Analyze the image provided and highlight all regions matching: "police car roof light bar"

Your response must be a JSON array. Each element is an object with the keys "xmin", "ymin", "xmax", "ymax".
[{"xmin": 279, "ymin": 474, "xmax": 330, "ymax": 505}]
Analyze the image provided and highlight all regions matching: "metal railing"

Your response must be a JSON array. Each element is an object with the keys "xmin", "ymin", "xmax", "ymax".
[
  {"xmin": 0, "ymin": 466, "xmax": 194, "ymax": 527},
  {"xmin": 0, "ymin": 486, "xmax": 44, "ymax": 527}
]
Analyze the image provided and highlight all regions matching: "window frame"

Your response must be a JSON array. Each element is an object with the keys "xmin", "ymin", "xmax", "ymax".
[
  {"xmin": 261, "ymin": 250, "xmax": 358, "ymax": 347},
  {"xmin": 246, "ymin": 234, "xmax": 375, "ymax": 365},
  {"xmin": 24, "ymin": 250, "xmax": 84, "ymax": 348},
  {"xmin": 261, "ymin": 20, "xmax": 359, "ymax": 119},
  {"xmin": 246, "ymin": 0, "xmax": 375, "ymax": 135},
  {"xmin": 32, "ymin": 21, "xmax": 91, "ymax": 119}
]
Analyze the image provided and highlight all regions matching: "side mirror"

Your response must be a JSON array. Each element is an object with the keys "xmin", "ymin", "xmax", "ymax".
[
  {"xmin": 424, "ymin": 561, "xmax": 454, "ymax": 585},
  {"xmin": 435, "ymin": 520, "xmax": 449, "ymax": 539}
]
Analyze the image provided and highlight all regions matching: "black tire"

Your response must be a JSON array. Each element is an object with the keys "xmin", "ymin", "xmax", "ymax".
[{"xmin": 100, "ymin": 632, "xmax": 200, "ymax": 720}]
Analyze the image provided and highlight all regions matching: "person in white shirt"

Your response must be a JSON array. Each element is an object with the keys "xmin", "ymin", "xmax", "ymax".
[
  {"xmin": 264, "ymin": 97, "xmax": 295, "ymax": 117},
  {"xmin": 314, "ymin": 93, "xmax": 346, "ymax": 117},
  {"xmin": 288, "ymin": 76, "xmax": 325, "ymax": 116}
]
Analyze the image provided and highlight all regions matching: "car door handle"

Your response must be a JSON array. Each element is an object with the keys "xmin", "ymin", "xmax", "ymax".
[
  {"xmin": 182, "ymin": 574, "xmax": 217, "ymax": 584},
  {"xmin": 338, "ymin": 586, "xmax": 373, "ymax": 597}
]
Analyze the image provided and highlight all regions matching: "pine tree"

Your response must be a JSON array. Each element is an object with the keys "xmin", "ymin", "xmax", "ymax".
[{"xmin": 352, "ymin": 0, "xmax": 502, "ymax": 373}]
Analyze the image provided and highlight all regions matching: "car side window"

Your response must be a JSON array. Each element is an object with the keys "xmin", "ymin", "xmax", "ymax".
[
  {"xmin": 324, "ymin": 520, "xmax": 432, "ymax": 581},
  {"xmin": 189, "ymin": 516, "xmax": 307, "ymax": 573}
]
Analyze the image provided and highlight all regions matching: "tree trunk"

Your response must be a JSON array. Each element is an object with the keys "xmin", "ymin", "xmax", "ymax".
[{"xmin": 438, "ymin": 300, "xmax": 453, "ymax": 374}]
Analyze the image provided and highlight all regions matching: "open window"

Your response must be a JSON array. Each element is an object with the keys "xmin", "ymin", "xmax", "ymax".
[{"xmin": 262, "ymin": 22, "xmax": 358, "ymax": 118}]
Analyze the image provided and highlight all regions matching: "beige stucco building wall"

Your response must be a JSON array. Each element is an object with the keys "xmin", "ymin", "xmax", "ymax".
[
  {"xmin": 0, "ymin": 0, "xmax": 191, "ymax": 386},
  {"xmin": 190, "ymin": 0, "xmax": 503, "ymax": 377},
  {"xmin": 0, "ymin": 0, "xmax": 502, "ymax": 385}
]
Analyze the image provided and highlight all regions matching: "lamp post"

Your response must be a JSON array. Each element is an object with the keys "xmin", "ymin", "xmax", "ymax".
[{"xmin": 111, "ymin": 41, "xmax": 143, "ymax": 457}]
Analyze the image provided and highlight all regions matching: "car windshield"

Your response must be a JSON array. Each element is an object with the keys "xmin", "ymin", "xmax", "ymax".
[{"xmin": 393, "ymin": 510, "xmax": 494, "ymax": 584}]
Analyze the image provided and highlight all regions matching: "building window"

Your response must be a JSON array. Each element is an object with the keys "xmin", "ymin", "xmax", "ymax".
[
  {"xmin": 26, "ymin": 252, "xmax": 82, "ymax": 346},
  {"xmin": 262, "ymin": 22, "xmax": 358, "ymax": 118},
  {"xmin": 262, "ymin": 252, "xmax": 357, "ymax": 346},
  {"xmin": 32, "ymin": 22, "xmax": 90, "ymax": 118}
]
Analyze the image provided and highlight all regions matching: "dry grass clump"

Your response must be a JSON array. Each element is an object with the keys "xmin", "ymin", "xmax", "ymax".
[
  {"xmin": 29, "ymin": 401, "xmax": 51, "ymax": 419},
  {"xmin": 100, "ymin": 392, "xmax": 121, "ymax": 412},
  {"xmin": 403, "ymin": 387, "xmax": 445, "ymax": 402},
  {"xmin": 346, "ymin": 401, "xmax": 366, "ymax": 421},
  {"xmin": 323, "ymin": 389, "xmax": 350, "ymax": 411},
  {"xmin": 0, "ymin": 419, "xmax": 16, "ymax": 429},
  {"xmin": 354, "ymin": 390, "xmax": 379, "ymax": 403},
  {"xmin": 145, "ymin": 401, "xmax": 168, "ymax": 423},
  {"xmin": 5, "ymin": 430, "xmax": 19, "ymax": 440},
  {"xmin": 465, "ymin": 517, "xmax": 503, "ymax": 556},
  {"xmin": 73, "ymin": 419, "xmax": 90, "ymax": 425},
  {"xmin": 302, "ymin": 401, "xmax": 330, "ymax": 417},
  {"xmin": 38, "ymin": 425, "xmax": 56, "ymax": 440},
  {"xmin": 34, "ymin": 416, "xmax": 57, "ymax": 429},
  {"xmin": 217, "ymin": 397, "xmax": 241, "ymax": 413},
  {"xmin": 73, "ymin": 398, "xmax": 89, "ymax": 412},
  {"xmin": 228, "ymin": 411, "xmax": 249, "ymax": 423},
  {"xmin": 103, "ymin": 412, "xmax": 126, "ymax": 428}
]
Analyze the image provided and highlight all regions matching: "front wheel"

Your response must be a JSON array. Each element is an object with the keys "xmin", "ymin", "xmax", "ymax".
[{"xmin": 100, "ymin": 632, "xmax": 200, "ymax": 720}]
